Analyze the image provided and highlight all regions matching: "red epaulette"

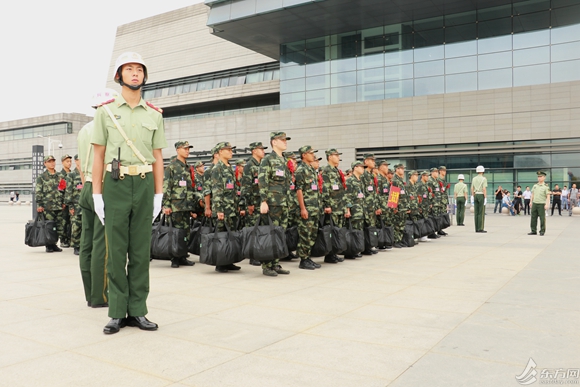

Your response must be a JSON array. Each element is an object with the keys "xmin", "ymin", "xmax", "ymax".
[
  {"xmin": 146, "ymin": 101, "xmax": 163, "ymax": 113},
  {"xmin": 97, "ymin": 99, "xmax": 115, "ymax": 107}
]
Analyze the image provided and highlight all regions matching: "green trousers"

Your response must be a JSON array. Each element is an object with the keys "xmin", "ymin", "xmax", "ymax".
[
  {"xmin": 474, "ymin": 194, "xmax": 485, "ymax": 232},
  {"xmin": 261, "ymin": 206, "xmax": 288, "ymax": 269},
  {"xmin": 530, "ymin": 203, "xmax": 546, "ymax": 234},
  {"xmin": 392, "ymin": 210, "xmax": 406, "ymax": 243},
  {"xmin": 297, "ymin": 210, "xmax": 319, "ymax": 259},
  {"xmin": 103, "ymin": 172, "xmax": 154, "ymax": 319},
  {"xmin": 78, "ymin": 182, "xmax": 108, "ymax": 306},
  {"xmin": 59, "ymin": 205, "xmax": 71, "ymax": 245},
  {"xmin": 456, "ymin": 197, "xmax": 466, "ymax": 226}
]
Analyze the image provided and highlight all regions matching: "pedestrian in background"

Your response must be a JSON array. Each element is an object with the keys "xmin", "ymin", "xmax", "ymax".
[
  {"xmin": 568, "ymin": 183, "xmax": 578, "ymax": 216},
  {"xmin": 471, "ymin": 165, "xmax": 487, "ymax": 233},
  {"xmin": 522, "ymin": 186, "xmax": 532, "ymax": 215},
  {"xmin": 551, "ymin": 184, "xmax": 562, "ymax": 216},
  {"xmin": 494, "ymin": 185, "xmax": 504, "ymax": 213},
  {"xmin": 561, "ymin": 186, "xmax": 569, "ymax": 211}
]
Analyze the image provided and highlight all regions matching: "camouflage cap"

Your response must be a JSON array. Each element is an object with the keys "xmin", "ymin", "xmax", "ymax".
[
  {"xmin": 249, "ymin": 141, "xmax": 268, "ymax": 150},
  {"xmin": 270, "ymin": 131, "xmax": 291, "ymax": 141},
  {"xmin": 430, "ymin": 167, "xmax": 439, "ymax": 172},
  {"xmin": 61, "ymin": 154, "xmax": 72, "ymax": 161},
  {"xmin": 284, "ymin": 151, "xmax": 297, "ymax": 159},
  {"xmin": 363, "ymin": 153, "xmax": 375, "ymax": 160},
  {"xmin": 421, "ymin": 170, "xmax": 430, "ymax": 176},
  {"xmin": 537, "ymin": 170, "xmax": 547, "ymax": 176},
  {"xmin": 235, "ymin": 159, "xmax": 246, "ymax": 166},
  {"xmin": 439, "ymin": 165, "xmax": 447, "ymax": 171},
  {"xmin": 387, "ymin": 168, "xmax": 394, "ymax": 174},
  {"xmin": 44, "ymin": 155, "xmax": 56, "ymax": 162},
  {"xmin": 211, "ymin": 145, "xmax": 219, "ymax": 155},
  {"xmin": 194, "ymin": 161, "xmax": 204, "ymax": 168},
  {"xmin": 345, "ymin": 169, "xmax": 352, "ymax": 174},
  {"xmin": 394, "ymin": 163, "xmax": 405, "ymax": 169},
  {"xmin": 325, "ymin": 148, "xmax": 342, "ymax": 156},
  {"xmin": 408, "ymin": 170, "xmax": 419, "ymax": 176},
  {"xmin": 377, "ymin": 159, "xmax": 390, "ymax": 166},
  {"xmin": 174, "ymin": 140, "xmax": 193, "ymax": 149},
  {"xmin": 313, "ymin": 157, "xmax": 322, "ymax": 162},
  {"xmin": 215, "ymin": 141, "xmax": 236, "ymax": 151},
  {"xmin": 351, "ymin": 160, "xmax": 364, "ymax": 169},
  {"xmin": 299, "ymin": 145, "xmax": 318, "ymax": 155},
  {"xmin": 74, "ymin": 154, "xmax": 79, "ymax": 160}
]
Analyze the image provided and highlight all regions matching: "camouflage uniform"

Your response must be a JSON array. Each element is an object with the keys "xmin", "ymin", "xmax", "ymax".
[
  {"xmin": 407, "ymin": 171, "xmax": 421, "ymax": 221},
  {"xmin": 438, "ymin": 167, "xmax": 450, "ymax": 215},
  {"xmin": 241, "ymin": 155, "xmax": 262, "ymax": 227},
  {"xmin": 428, "ymin": 170, "xmax": 442, "ymax": 216},
  {"xmin": 417, "ymin": 172, "xmax": 431, "ymax": 219},
  {"xmin": 258, "ymin": 140, "xmax": 291, "ymax": 270},
  {"xmin": 35, "ymin": 167, "xmax": 65, "ymax": 246},
  {"xmin": 192, "ymin": 161, "xmax": 205, "ymax": 216},
  {"xmin": 64, "ymin": 167, "xmax": 83, "ymax": 248},
  {"xmin": 211, "ymin": 159, "xmax": 238, "ymax": 231},
  {"xmin": 360, "ymin": 169, "xmax": 378, "ymax": 227},
  {"xmin": 391, "ymin": 166, "xmax": 409, "ymax": 244},
  {"xmin": 58, "ymin": 160, "xmax": 72, "ymax": 246},
  {"xmin": 321, "ymin": 160, "xmax": 346, "ymax": 227},
  {"xmin": 286, "ymin": 153, "xmax": 300, "ymax": 228},
  {"xmin": 295, "ymin": 153, "xmax": 320, "ymax": 261},
  {"xmin": 162, "ymin": 156, "xmax": 195, "ymax": 241},
  {"xmin": 345, "ymin": 162, "xmax": 366, "ymax": 231},
  {"xmin": 376, "ymin": 161, "xmax": 394, "ymax": 227}
]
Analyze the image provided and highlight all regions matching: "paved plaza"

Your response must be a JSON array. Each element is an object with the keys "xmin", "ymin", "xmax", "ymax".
[{"xmin": 0, "ymin": 204, "xmax": 578, "ymax": 387}]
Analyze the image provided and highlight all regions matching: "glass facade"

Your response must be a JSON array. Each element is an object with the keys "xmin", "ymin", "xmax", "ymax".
[
  {"xmin": 0, "ymin": 122, "xmax": 71, "ymax": 142},
  {"xmin": 280, "ymin": 0, "xmax": 580, "ymax": 109}
]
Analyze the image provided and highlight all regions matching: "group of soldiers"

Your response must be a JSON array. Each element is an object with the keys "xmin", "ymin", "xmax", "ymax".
[
  {"xmin": 162, "ymin": 134, "xmax": 454, "ymax": 276},
  {"xmin": 35, "ymin": 153, "xmax": 83, "ymax": 255}
]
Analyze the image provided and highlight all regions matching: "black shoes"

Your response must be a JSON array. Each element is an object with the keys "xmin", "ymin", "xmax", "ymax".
[
  {"xmin": 438, "ymin": 231, "xmax": 448, "ymax": 236},
  {"xmin": 272, "ymin": 265, "xmax": 290, "ymax": 274},
  {"xmin": 225, "ymin": 264, "xmax": 241, "ymax": 271},
  {"xmin": 371, "ymin": 249, "xmax": 378, "ymax": 254},
  {"xmin": 249, "ymin": 259, "xmax": 261, "ymax": 266},
  {"xmin": 73, "ymin": 247, "xmax": 79, "ymax": 255},
  {"xmin": 46, "ymin": 244, "xmax": 63, "ymax": 253},
  {"xmin": 179, "ymin": 257, "xmax": 195, "ymax": 266},
  {"xmin": 308, "ymin": 258, "xmax": 321, "ymax": 268},
  {"xmin": 126, "ymin": 316, "xmax": 158, "ymax": 331},
  {"xmin": 476, "ymin": 230, "xmax": 487, "ymax": 233},
  {"xmin": 92, "ymin": 303, "xmax": 108, "ymax": 308},
  {"xmin": 457, "ymin": 224, "xmax": 465, "ymax": 226},
  {"xmin": 171, "ymin": 259, "xmax": 179, "ymax": 268},
  {"xmin": 299, "ymin": 259, "xmax": 316, "ymax": 270},
  {"xmin": 324, "ymin": 255, "xmax": 339, "ymax": 263},
  {"xmin": 103, "ymin": 318, "xmax": 127, "ymax": 334},
  {"xmin": 215, "ymin": 266, "xmax": 229, "ymax": 273},
  {"xmin": 60, "ymin": 243, "xmax": 70, "ymax": 248},
  {"xmin": 528, "ymin": 232, "xmax": 537, "ymax": 235},
  {"xmin": 362, "ymin": 250, "xmax": 373, "ymax": 256},
  {"xmin": 540, "ymin": 232, "xmax": 545, "ymax": 236}
]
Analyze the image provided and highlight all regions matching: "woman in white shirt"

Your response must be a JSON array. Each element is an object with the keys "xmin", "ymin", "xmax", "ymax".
[
  {"xmin": 522, "ymin": 187, "xmax": 532, "ymax": 215},
  {"xmin": 562, "ymin": 186, "xmax": 569, "ymax": 210}
]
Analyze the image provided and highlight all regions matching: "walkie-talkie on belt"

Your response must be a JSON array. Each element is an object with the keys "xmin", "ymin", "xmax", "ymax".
[{"xmin": 111, "ymin": 147, "xmax": 121, "ymax": 180}]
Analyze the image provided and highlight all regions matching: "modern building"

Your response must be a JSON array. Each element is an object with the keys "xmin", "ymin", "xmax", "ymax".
[{"xmin": 3, "ymin": 0, "xmax": 580, "ymax": 198}]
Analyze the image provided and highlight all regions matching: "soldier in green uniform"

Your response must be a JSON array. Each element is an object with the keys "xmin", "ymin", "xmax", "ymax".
[
  {"xmin": 258, "ymin": 132, "xmax": 292, "ymax": 277},
  {"xmin": 427, "ymin": 167, "xmax": 441, "ymax": 239},
  {"xmin": 471, "ymin": 165, "xmax": 488, "ymax": 233},
  {"xmin": 193, "ymin": 161, "xmax": 205, "ymax": 196},
  {"xmin": 35, "ymin": 155, "xmax": 64, "ymax": 253},
  {"xmin": 203, "ymin": 147, "xmax": 219, "ymax": 219},
  {"xmin": 416, "ymin": 171, "xmax": 432, "ymax": 243},
  {"xmin": 65, "ymin": 155, "xmax": 83, "ymax": 255},
  {"xmin": 210, "ymin": 142, "xmax": 243, "ymax": 273},
  {"xmin": 344, "ymin": 161, "xmax": 365, "ymax": 258},
  {"xmin": 234, "ymin": 158, "xmax": 247, "ymax": 226},
  {"xmin": 407, "ymin": 170, "xmax": 420, "ymax": 221},
  {"xmin": 529, "ymin": 171, "xmax": 551, "ymax": 236},
  {"xmin": 77, "ymin": 89, "xmax": 116, "ymax": 309},
  {"xmin": 375, "ymin": 160, "xmax": 394, "ymax": 249},
  {"xmin": 241, "ymin": 142, "xmax": 267, "ymax": 266},
  {"xmin": 321, "ymin": 148, "xmax": 348, "ymax": 263},
  {"xmin": 162, "ymin": 141, "xmax": 196, "ymax": 268},
  {"xmin": 361, "ymin": 154, "xmax": 380, "ymax": 254},
  {"xmin": 295, "ymin": 146, "xmax": 322, "ymax": 270},
  {"xmin": 437, "ymin": 166, "xmax": 450, "ymax": 236},
  {"xmin": 92, "ymin": 52, "xmax": 167, "ymax": 334},
  {"xmin": 454, "ymin": 174, "xmax": 468, "ymax": 226},
  {"xmin": 286, "ymin": 152, "xmax": 300, "ymax": 229},
  {"xmin": 391, "ymin": 164, "xmax": 411, "ymax": 248},
  {"xmin": 58, "ymin": 154, "xmax": 73, "ymax": 248}
]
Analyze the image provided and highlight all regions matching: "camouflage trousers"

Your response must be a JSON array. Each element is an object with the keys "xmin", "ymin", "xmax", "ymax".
[
  {"xmin": 171, "ymin": 211, "xmax": 191, "ymax": 240},
  {"xmin": 70, "ymin": 205, "xmax": 82, "ymax": 248},
  {"xmin": 245, "ymin": 210, "xmax": 260, "ymax": 227},
  {"xmin": 43, "ymin": 209, "xmax": 65, "ymax": 245},
  {"xmin": 262, "ymin": 205, "xmax": 288, "ymax": 269},
  {"xmin": 327, "ymin": 212, "xmax": 344, "ymax": 228},
  {"xmin": 60, "ymin": 206, "xmax": 71, "ymax": 245},
  {"xmin": 363, "ymin": 206, "xmax": 377, "ymax": 227},
  {"xmin": 297, "ymin": 210, "xmax": 320, "ymax": 259},
  {"xmin": 392, "ymin": 210, "xmax": 407, "ymax": 243},
  {"xmin": 350, "ymin": 217, "xmax": 364, "ymax": 231},
  {"xmin": 216, "ymin": 215, "xmax": 235, "ymax": 232},
  {"xmin": 288, "ymin": 198, "xmax": 300, "ymax": 227}
]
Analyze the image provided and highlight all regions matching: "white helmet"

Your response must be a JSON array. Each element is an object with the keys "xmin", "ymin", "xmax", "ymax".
[
  {"xmin": 476, "ymin": 165, "xmax": 485, "ymax": 173},
  {"xmin": 458, "ymin": 174, "xmax": 465, "ymax": 180},
  {"xmin": 113, "ymin": 52, "xmax": 148, "ymax": 88},
  {"xmin": 91, "ymin": 88, "xmax": 119, "ymax": 109}
]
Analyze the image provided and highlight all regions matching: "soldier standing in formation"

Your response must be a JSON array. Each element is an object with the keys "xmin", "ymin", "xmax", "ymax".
[
  {"xmin": 344, "ymin": 160, "xmax": 365, "ymax": 258},
  {"xmin": 437, "ymin": 166, "xmax": 449, "ymax": 236},
  {"xmin": 65, "ymin": 155, "xmax": 83, "ymax": 255},
  {"xmin": 193, "ymin": 161, "xmax": 205, "ymax": 200},
  {"xmin": 416, "ymin": 171, "xmax": 432, "ymax": 242},
  {"xmin": 391, "ymin": 163, "xmax": 411, "ymax": 248},
  {"xmin": 529, "ymin": 171, "xmax": 551, "ymax": 236},
  {"xmin": 427, "ymin": 168, "xmax": 441, "ymax": 239},
  {"xmin": 454, "ymin": 174, "xmax": 468, "ymax": 226},
  {"xmin": 361, "ymin": 154, "xmax": 380, "ymax": 254},
  {"xmin": 162, "ymin": 141, "xmax": 197, "ymax": 268},
  {"xmin": 321, "ymin": 148, "xmax": 347, "ymax": 263},
  {"xmin": 295, "ymin": 146, "xmax": 322, "ymax": 270},
  {"xmin": 203, "ymin": 147, "xmax": 219, "ymax": 219},
  {"xmin": 58, "ymin": 154, "xmax": 73, "ymax": 248},
  {"xmin": 471, "ymin": 165, "xmax": 488, "ymax": 233},
  {"xmin": 35, "ymin": 155, "xmax": 64, "ymax": 253}
]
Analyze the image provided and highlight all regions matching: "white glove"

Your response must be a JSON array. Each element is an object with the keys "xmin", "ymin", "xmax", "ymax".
[
  {"xmin": 153, "ymin": 193, "xmax": 163, "ymax": 223},
  {"xmin": 484, "ymin": 198, "xmax": 488, "ymax": 206},
  {"xmin": 470, "ymin": 196, "xmax": 474, "ymax": 206},
  {"xmin": 93, "ymin": 194, "xmax": 105, "ymax": 226}
]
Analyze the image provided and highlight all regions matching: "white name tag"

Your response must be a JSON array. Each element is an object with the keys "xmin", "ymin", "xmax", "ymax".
[
  {"xmin": 275, "ymin": 170, "xmax": 284, "ymax": 177},
  {"xmin": 367, "ymin": 186, "xmax": 373, "ymax": 191},
  {"xmin": 332, "ymin": 184, "xmax": 339, "ymax": 190},
  {"xmin": 179, "ymin": 180, "xmax": 186, "ymax": 187}
]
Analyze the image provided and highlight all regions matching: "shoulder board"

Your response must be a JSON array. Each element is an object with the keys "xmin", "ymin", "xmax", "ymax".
[
  {"xmin": 97, "ymin": 98, "xmax": 115, "ymax": 107},
  {"xmin": 146, "ymin": 101, "xmax": 163, "ymax": 113}
]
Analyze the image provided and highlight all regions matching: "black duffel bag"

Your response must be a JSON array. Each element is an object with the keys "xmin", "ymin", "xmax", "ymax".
[
  {"xmin": 311, "ymin": 215, "xmax": 333, "ymax": 257},
  {"xmin": 412, "ymin": 218, "xmax": 426, "ymax": 239},
  {"xmin": 200, "ymin": 222, "xmax": 244, "ymax": 266},
  {"xmin": 151, "ymin": 215, "xmax": 189, "ymax": 260},
  {"xmin": 440, "ymin": 213, "xmax": 451, "ymax": 229},
  {"xmin": 402, "ymin": 219, "xmax": 416, "ymax": 247},
  {"xmin": 376, "ymin": 216, "xmax": 394, "ymax": 247},
  {"xmin": 242, "ymin": 215, "xmax": 288, "ymax": 262},
  {"xmin": 363, "ymin": 221, "xmax": 379, "ymax": 251},
  {"xmin": 285, "ymin": 225, "xmax": 298, "ymax": 252},
  {"xmin": 327, "ymin": 215, "xmax": 347, "ymax": 255},
  {"xmin": 430, "ymin": 215, "xmax": 442, "ymax": 232},
  {"xmin": 188, "ymin": 217, "xmax": 213, "ymax": 255},
  {"xmin": 343, "ymin": 218, "xmax": 364, "ymax": 257},
  {"xmin": 25, "ymin": 212, "xmax": 58, "ymax": 247},
  {"xmin": 420, "ymin": 217, "xmax": 434, "ymax": 237}
]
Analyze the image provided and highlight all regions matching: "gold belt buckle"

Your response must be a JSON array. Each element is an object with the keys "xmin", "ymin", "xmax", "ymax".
[{"xmin": 128, "ymin": 165, "xmax": 138, "ymax": 175}]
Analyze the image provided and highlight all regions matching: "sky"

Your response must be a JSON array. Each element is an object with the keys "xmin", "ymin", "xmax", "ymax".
[{"xmin": 0, "ymin": 0, "xmax": 203, "ymax": 123}]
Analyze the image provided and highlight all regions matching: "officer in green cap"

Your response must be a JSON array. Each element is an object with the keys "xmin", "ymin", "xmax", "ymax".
[
  {"xmin": 529, "ymin": 171, "xmax": 551, "ymax": 236},
  {"xmin": 294, "ymin": 146, "xmax": 322, "ymax": 270},
  {"xmin": 162, "ymin": 141, "xmax": 197, "ymax": 268},
  {"xmin": 471, "ymin": 165, "xmax": 488, "ymax": 233},
  {"xmin": 64, "ymin": 154, "xmax": 83, "ymax": 255},
  {"xmin": 454, "ymin": 174, "xmax": 468, "ymax": 226},
  {"xmin": 258, "ymin": 132, "xmax": 292, "ymax": 276},
  {"xmin": 437, "ymin": 166, "xmax": 449, "ymax": 236},
  {"xmin": 91, "ymin": 51, "xmax": 167, "ymax": 334},
  {"xmin": 35, "ymin": 155, "xmax": 64, "ymax": 253},
  {"xmin": 321, "ymin": 148, "xmax": 348, "ymax": 262},
  {"xmin": 344, "ymin": 160, "xmax": 365, "ymax": 258}
]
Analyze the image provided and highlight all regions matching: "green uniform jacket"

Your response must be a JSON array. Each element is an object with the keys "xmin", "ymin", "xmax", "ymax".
[
  {"xmin": 321, "ymin": 165, "xmax": 346, "ymax": 213},
  {"xmin": 428, "ymin": 176, "xmax": 441, "ymax": 205},
  {"xmin": 258, "ymin": 152, "xmax": 291, "ymax": 207},
  {"xmin": 241, "ymin": 156, "xmax": 261, "ymax": 208},
  {"xmin": 162, "ymin": 158, "xmax": 196, "ymax": 212},
  {"xmin": 392, "ymin": 175, "xmax": 409, "ymax": 212},
  {"xmin": 295, "ymin": 163, "xmax": 320, "ymax": 211},
  {"xmin": 345, "ymin": 175, "xmax": 365, "ymax": 220},
  {"xmin": 211, "ymin": 160, "xmax": 238, "ymax": 218},
  {"xmin": 438, "ymin": 176, "xmax": 450, "ymax": 207},
  {"xmin": 417, "ymin": 181, "xmax": 430, "ymax": 216},
  {"xmin": 361, "ymin": 170, "xmax": 378, "ymax": 212},
  {"xmin": 64, "ymin": 169, "xmax": 83, "ymax": 208},
  {"xmin": 194, "ymin": 172, "xmax": 204, "ymax": 195},
  {"xmin": 35, "ymin": 170, "xmax": 64, "ymax": 210},
  {"xmin": 407, "ymin": 181, "xmax": 420, "ymax": 215},
  {"xmin": 376, "ymin": 174, "xmax": 390, "ymax": 212}
]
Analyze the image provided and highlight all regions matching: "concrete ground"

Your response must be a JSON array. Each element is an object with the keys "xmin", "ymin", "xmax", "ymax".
[{"xmin": 1, "ymin": 205, "xmax": 578, "ymax": 387}]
